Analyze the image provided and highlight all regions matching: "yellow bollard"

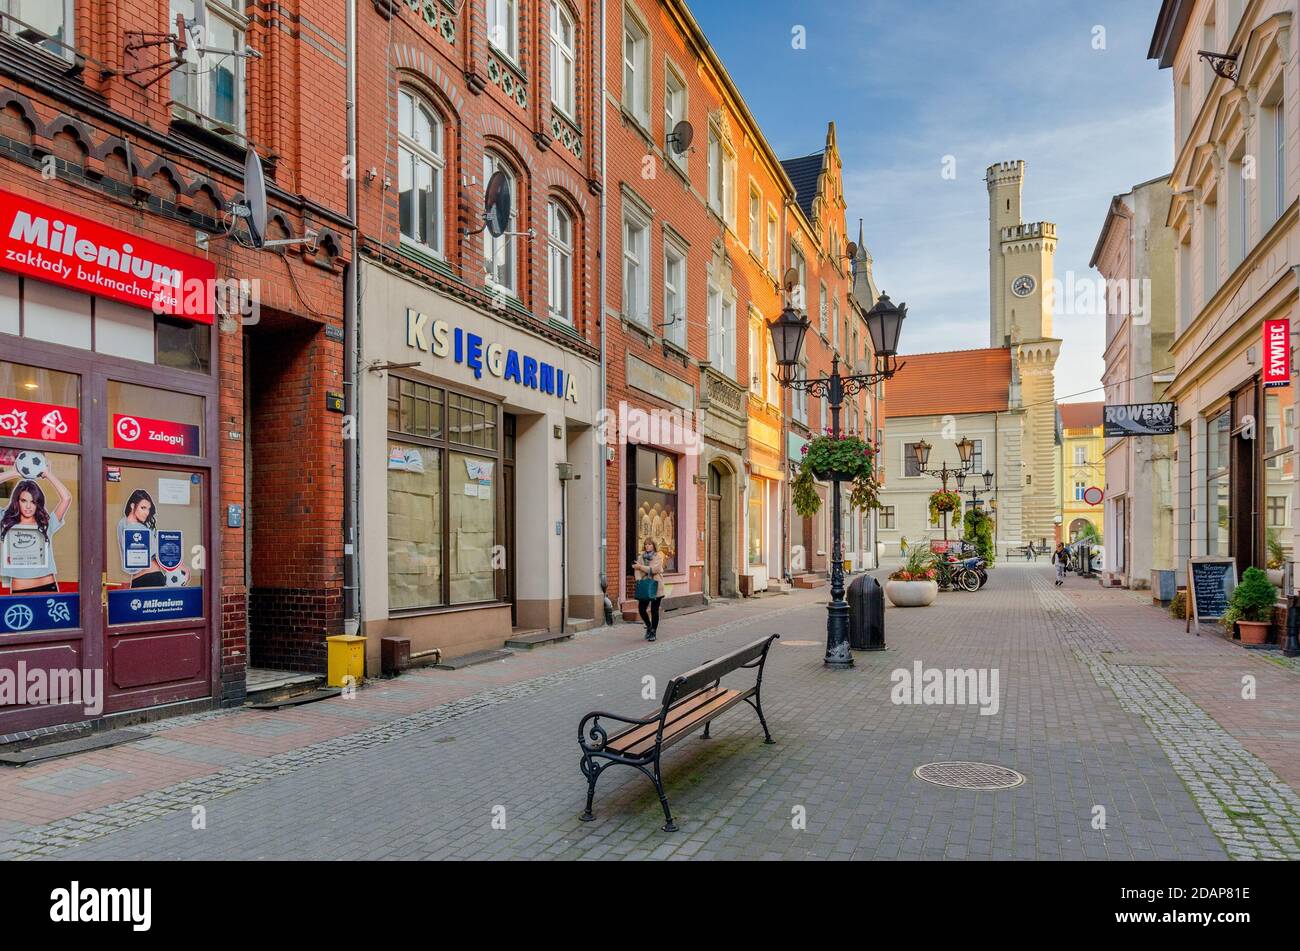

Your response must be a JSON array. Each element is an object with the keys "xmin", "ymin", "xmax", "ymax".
[{"xmin": 326, "ymin": 634, "xmax": 366, "ymax": 688}]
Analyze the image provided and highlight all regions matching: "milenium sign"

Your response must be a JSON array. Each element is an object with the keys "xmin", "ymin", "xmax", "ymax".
[{"xmin": 405, "ymin": 308, "xmax": 579, "ymax": 404}]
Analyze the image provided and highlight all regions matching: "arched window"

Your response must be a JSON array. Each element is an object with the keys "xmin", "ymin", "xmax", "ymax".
[
  {"xmin": 547, "ymin": 199, "xmax": 573, "ymax": 324},
  {"xmin": 398, "ymin": 88, "xmax": 444, "ymax": 255},
  {"xmin": 550, "ymin": 1, "xmax": 576, "ymax": 117},
  {"xmin": 483, "ymin": 151, "xmax": 518, "ymax": 294}
]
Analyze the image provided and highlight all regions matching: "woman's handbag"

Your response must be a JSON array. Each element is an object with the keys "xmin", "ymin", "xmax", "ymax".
[{"xmin": 635, "ymin": 577, "xmax": 657, "ymax": 601}]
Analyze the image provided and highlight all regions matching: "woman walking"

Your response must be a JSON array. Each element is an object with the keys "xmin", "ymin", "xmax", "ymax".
[
  {"xmin": 1051, "ymin": 542, "xmax": 1069, "ymax": 586},
  {"xmin": 632, "ymin": 539, "xmax": 665, "ymax": 641}
]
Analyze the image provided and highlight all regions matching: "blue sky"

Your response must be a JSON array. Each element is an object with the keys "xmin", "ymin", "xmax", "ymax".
[{"xmin": 690, "ymin": 0, "xmax": 1174, "ymax": 403}]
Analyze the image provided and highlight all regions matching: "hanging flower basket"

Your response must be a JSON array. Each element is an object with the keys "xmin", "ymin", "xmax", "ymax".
[
  {"xmin": 792, "ymin": 434, "xmax": 880, "ymax": 518},
  {"xmin": 928, "ymin": 490, "xmax": 963, "ymax": 528}
]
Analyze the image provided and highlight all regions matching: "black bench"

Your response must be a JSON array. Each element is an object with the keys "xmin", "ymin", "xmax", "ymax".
[{"xmin": 577, "ymin": 634, "xmax": 779, "ymax": 832}]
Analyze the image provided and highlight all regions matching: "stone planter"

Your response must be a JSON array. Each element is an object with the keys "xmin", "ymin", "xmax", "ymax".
[
  {"xmin": 885, "ymin": 579, "xmax": 938, "ymax": 607},
  {"xmin": 1237, "ymin": 620, "xmax": 1271, "ymax": 645}
]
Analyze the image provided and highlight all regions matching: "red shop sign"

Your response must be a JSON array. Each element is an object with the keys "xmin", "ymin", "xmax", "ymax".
[
  {"xmin": 0, "ymin": 188, "xmax": 215, "ymax": 324},
  {"xmin": 1263, "ymin": 318, "xmax": 1291, "ymax": 388},
  {"xmin": 0, "ymin": 396, "xmax": 79, "ymax": 445},
  {"xmin": 112, "ymin": 414, "xmax": 200, "ymax": 455}
]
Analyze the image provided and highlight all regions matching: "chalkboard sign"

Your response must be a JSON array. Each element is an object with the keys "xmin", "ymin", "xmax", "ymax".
[{"xmin": 1188, "ymin": 557, "xmax": 1237, "ymax": 631}]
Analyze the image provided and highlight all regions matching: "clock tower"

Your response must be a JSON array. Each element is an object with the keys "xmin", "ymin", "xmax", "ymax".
[{"xmin": 986, "ymin": 160, "xmax": 1061, "ymax": 547}]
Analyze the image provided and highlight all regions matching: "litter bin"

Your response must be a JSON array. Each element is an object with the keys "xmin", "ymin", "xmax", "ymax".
[{"xmin": 848, "ymin": 574, "xmax": 885, "ymax": 651}]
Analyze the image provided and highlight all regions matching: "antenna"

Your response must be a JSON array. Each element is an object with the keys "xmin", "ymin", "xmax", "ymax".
[
  {"xmin": 191, "ymin": 0, "xmax": 207, "ymax": 57},
  {"xmin": 666, "ymin": 119, "xmax": 694, "ymax": 155}
]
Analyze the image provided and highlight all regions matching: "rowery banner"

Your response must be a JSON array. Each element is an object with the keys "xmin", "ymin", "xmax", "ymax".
[{"xmin": 1103, "ymin": 402, "xmax": 1176, "ymax": 437}]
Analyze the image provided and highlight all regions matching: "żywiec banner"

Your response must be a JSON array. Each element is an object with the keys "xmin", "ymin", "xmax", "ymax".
[
  {"xmin": 1263, "ymin": 318, "xmax": 1291, "ymax": 388},
  {"xmin": 1103, "ymin": 402, "xmax": 1176, "ymax": 437},
  {"xmin": 0, "ymin": 188, "xmax": 215, "ymax": 323}
]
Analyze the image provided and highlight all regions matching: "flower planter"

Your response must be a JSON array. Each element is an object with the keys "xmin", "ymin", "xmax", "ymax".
[
  {"xmin": 1237, "ymin": 620, "xmax": 1271, "ymax": 645},
  {"xmin": 885, "ymin": 579, "xmax": 938, "ymax": 607}
]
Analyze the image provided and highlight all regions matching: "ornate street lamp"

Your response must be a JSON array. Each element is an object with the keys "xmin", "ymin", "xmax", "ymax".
[
  {"xmin": 914, "ymin": 438, "xmax": 976, "ymax": 543},
  {"xmin": 768, "ymin": 292, "xmax": 907, "ymax": 669}
]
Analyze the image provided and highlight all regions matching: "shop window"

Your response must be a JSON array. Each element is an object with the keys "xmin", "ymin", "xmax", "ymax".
[
  {"xmin": 1205, "ymin": 409, "xmax": 1231, "ymax": 557},
  {"xmin": 1264, "ymin": 388, "xmax": 1294, "ymax": 563},
  {"xmin": 1, "ymin": 0, "xmax": 74, "ymax": 59},
  {"xmin": 387, "ymin": 376, "xmax": 500, "ymax": 610},
  {"xmin": 387, "ymin": 440, "xmax": 443, "ymax": 611},
  {"xmin": 156, "ymin": 315, "xmax": 212, "ymax": 373},
  {"xmin": 104, "ymin": 466, "xmax": 205, "ymax": 624},
  {"xmin": 106, "ymin": 382, "xmax": 204, "ymax": 457},
  {"xmin": 0, "ymin": 362, "xmax": 79, "ymax": 445},
  {"xmin": 398, "ymin": 89, "xmax": 445, "ymax": 256},
  {"xmin": 748, "ymin": 487, "xmax": 764, "ymax": 566},
  {"xmin": 628, "ymin": 445, "xmax": 678, "ymax": 573},
  {"xmin": 170, "ymin": 0, "xmax": 247, "ymax": 137},
  {"xmin": 0, "ymin": 449, "xmax": 79, "ymax": 633}
]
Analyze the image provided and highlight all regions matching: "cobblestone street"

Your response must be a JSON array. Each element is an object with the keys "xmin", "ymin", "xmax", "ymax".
[{"xmin": 1, "ymin": 563, "xmax": 1297, "ymax": 861}]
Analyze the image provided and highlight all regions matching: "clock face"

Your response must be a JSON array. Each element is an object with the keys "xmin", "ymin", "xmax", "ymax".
[{"xmin": 1012, "ymin": 275, "xmax": 1036, "ymax": 298}]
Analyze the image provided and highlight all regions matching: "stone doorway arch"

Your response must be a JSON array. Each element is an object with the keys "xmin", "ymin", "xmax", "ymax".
[{"xmin": 707, "ymin": 459, "xmax": 739, "ymax": 597}]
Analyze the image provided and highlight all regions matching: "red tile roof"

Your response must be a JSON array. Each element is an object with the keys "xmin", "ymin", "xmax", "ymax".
[
  {"xmin": 885, "ymin": 348, "xmax": 1011, "ymax": 418},
  {"xmin": 1059, "ymin": 401, "xmax": 1104, "ymax": 429}
]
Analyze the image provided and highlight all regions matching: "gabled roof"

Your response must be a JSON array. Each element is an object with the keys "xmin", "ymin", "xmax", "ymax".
[
  {"xmin": 779, "ymin": 152, "xmax": 824, "ymax": 219},
  {"xmin": 885, "ymin": 348, "xmax": 1012, "ymax": 418},
  {"xmin": 1148, "ymin": 0, "xmax": 1192, "ymax": 68},
  {"xmin": 1059, "ymin": 401, "xmax": 1104, "ymax": 429}
]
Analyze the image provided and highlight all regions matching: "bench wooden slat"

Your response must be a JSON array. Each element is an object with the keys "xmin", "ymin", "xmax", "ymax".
[
  {"xmin": 604, "ymin": 685, "xmax": 729, "ymax": 754},
  {"xmin": 619, "ymin": 689, "xmax": 749, "ymax": 758}
]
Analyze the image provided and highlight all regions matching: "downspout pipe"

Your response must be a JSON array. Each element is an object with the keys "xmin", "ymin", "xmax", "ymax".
[
  {"xmin": 343, "ymin": 0, "xmax": 362, "ymax": 635},
  {"xmin": 598, "ymin": 0, "xmax": 612, "ymax": 626}
]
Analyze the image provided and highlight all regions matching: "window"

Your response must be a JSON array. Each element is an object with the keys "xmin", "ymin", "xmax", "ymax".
[
  {"xmin": 1202, "ymin": 194, "xmax": 1219, "ymax": 304},
  {"xmin": 622, "ymin": 205, "xmax": 649, "ymax": 325},
  {"xmin": 398, "ymin": 89, "xmax": 444, "ymax": 255},
  {"xmin": 793, "ymin": 360, "xmax": 808, "ymax": 424},
  {"xmin": 2, "ymin": 0, "xmax": 73, "ymax": 58},
  {"xmin": 832, "ymin": 295, "xmax": 839, "ymax": 349},
  {"xmin": 1206, "ymin": 409, "xmax": 1231, "ymax": 557},
  {"xmin": 483, "ymin": 152, "xmax": 517, "ymax": 294},
  {"xmin": 1178, "ymin": 233, "xmax": 1193, "ymax": 330},
  {"xmin": 707, "ymin": 283, "xmax": 735, "ymax": 376},
  {"xmin": 487, "ymin": 0, "xmax": 518, "ymax": 60},
  {"xmin": 1276, "ymin": 98, "xmax": 1287, "ymax": 225},
  {"xmin": 971, "ymin": 439, "xmax": 984, "ymax": 472},
  {"xmin": 1264, "ymin": 388, "xmax": 1294, "ymax": 560},
  {"xmin": 664, "ymin": 67, "xmax": 686, "ymax": 171},
  {"xmin": 903, "ymin": 443, "xmax": 922, "ymax": 477},
  {"xmin": 170, "ymin": 0, "xmax": 246, "ymax": 135},
  {"xmin": 387, "ymin": 378, "xmax": 500, "ymax": 609},
  {"xmin": 748, "ymin": 320, "xmax": 762, "ymax": 396},
  {"xmin": 1073, "ymin": 445, "xmax": 1086, "ymax": 466},
  {"xmin": 622, "ymin": 14, "xmax": 648, "ymax": 122},
  {"xmin": 547, "ymin": 200, "xmax": 573, "ymax": 324},
  {"xmin": 707, "ymin": 127, "xmax": 734, "ymax": 225},
  {"xmin": 880, "ymin": 506, "xmax": 895, "ymax": 530},
  {"xmin": 549, "ymin": 1, "xmax": 576, "ymax": 116},
  {"xmin": 628, "ymin": 445, "xmax": 678, "ymax": 573},
  {"xmin": 1074, "ymin": 480, "xmax": 1086, "ymax": 501},
  {"xmin": 766, "ymin": 210, "xmax": 778, "ymax": 274},
  {"xmin": 748, "ymin": 487, "xmax": 765, "ymax": 566},
  {"xmin": 1228, "ymin": 152, "xmax": 1247, "ymax": 268},
  {"xmin": 766, "ymin": 333, "xmax": 780, "ymax": 405},
  {"xmin": 790, "ymin": 244, "xmax": 806, "ymax": 311},
  {"xmin": 662, "ymin": 238, "xmax": 686, "ymax": 347},
  {"xmin": 819, "ymin": 281, "xmax": 829, "ymax": 337},
  {"xmin": 748, "ymin": 185, "xmax": 762, "ymax": 255}
]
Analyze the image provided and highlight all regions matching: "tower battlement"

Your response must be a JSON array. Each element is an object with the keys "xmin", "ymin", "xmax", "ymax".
[
  {"xmin": 1001, "ymin": 221, "xmax": 1057, "ymax": 242},
  {"xmin": 986, "ymin": 160, "xmax": 1025, "ymax": 186}
]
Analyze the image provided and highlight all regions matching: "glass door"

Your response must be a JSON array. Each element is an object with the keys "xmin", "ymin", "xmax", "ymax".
[{"xmin": 101, "ymin": 462, "xmax": 209, "ymax": 713}]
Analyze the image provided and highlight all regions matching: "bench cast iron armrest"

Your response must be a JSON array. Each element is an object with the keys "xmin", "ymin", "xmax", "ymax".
[{"xmin": 578, "ymin": 710, "xmax": 659, "ymax": 755}]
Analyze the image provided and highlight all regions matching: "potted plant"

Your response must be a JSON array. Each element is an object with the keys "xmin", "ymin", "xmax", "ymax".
[
  {"xmin": 927, "ymin": 490, "xmax": 962, "ymax": 529},
  {"xmin": 1221, "ymin": 567, "xmax": 1278, "ymax": 645},
  {"xmin": 1265, "ymin": 528, "xmax": 1286, "ymax": 587},
  {"xmin": 960, "ymin": 506, "xmax": 995, "ymax": 565},
  {"xmin": 885, "ymin": 547, "xmax": 940, "ymax": 607},
  {"xmin": 792, "ymin": 432, "xmax": 880, "ymax": 518}
]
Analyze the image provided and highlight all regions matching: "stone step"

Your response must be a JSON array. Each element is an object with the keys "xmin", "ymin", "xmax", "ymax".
[
  {"xmin": 505, "ymin": 629, "xmax": 574, "ymax": 650},
  {"xmin": 0, "ymin": 728, "xmax": 148, "ymax": 767},
  {"xmin": 793, "ymin": 574, "xmax": 827, "ymax": 589},
  {"xmin": 246, "ymin": 687, "xmax": 343, "ymax": 711},
  {"xmin": 434, "ymin": 648, "xmax": 514, "ymax": 670},
  {"xmin": 244, "ymin": 672, "xmax": 325, "ymax": 708}
]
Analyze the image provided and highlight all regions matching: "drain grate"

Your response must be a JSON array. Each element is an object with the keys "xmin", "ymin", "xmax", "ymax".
[{"xmin": 913, "ymin": 761, "xmax": 1025, "ymax": 790}]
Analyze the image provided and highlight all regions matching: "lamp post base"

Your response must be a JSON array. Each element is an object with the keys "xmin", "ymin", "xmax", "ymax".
[{"xmin": 824, "ymin": 600, "xmax": 854, "ymax": 668}]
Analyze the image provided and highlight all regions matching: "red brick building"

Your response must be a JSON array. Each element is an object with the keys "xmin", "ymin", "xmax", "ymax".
[
  {"xmin": 0, "ymin": 1, "xmax": 350, "ymax": 734},
  {"xmin": 353, "ymin": 0, "xmax": 606, "ymax": 668}
]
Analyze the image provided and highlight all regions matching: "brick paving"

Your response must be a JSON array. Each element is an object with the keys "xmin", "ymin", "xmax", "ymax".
[{"xmin": 0, "ymin": 564, "xmax": 1296, "ymax": 860}]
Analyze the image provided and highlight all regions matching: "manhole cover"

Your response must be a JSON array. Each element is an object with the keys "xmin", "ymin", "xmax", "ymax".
[
  {"xmin": 780, "ymin": 639, "xmax": 821, "ymax": 647},
  {"xmin": 913, "ymin": 761, "xmax": 1025, "ymax": 790}
]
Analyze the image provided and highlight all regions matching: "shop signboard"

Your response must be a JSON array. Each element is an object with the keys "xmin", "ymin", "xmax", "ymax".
[
  {"xmin": 0, "ymin": 396, "xmax": 78, "ymax": 445},
  {"xmin": 1263, "ymin": 318, "xmax": 1291, "ymax": 388},
  {"xmin": 1103, "ymin": 402, "xmax": 1176, "ymax": 437},
  {"xmin": 111, "ymin": 414, "xmax": 200, "ymax": 456}
]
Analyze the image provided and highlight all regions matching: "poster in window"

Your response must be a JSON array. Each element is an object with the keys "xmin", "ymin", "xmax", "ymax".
[{"xmin": 0, "ymin": 450, "xmax": 79, "ymax": 632}]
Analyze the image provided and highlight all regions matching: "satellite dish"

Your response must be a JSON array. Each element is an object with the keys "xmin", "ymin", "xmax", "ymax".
[
  {"xmin": 242, "ymin": 147, "xmax": 268, "ymax": 249},
  {"xmin": 667, "ymin": 119, "xmax": 694, "ymax": 155},
  {"xmin": 192, "ymin": 0, "xmax": 208, "ymax": 58},
  {"xmin": 846, "ymin": 241, "xmax": 857, "ymax": 259},
  {"xmin": 484, "ymin": 170, "xmax": 512, "ymax": 238},
  {"xmin": 782, "ymin": 267, "xmax": 800, "ymax": 292}
]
